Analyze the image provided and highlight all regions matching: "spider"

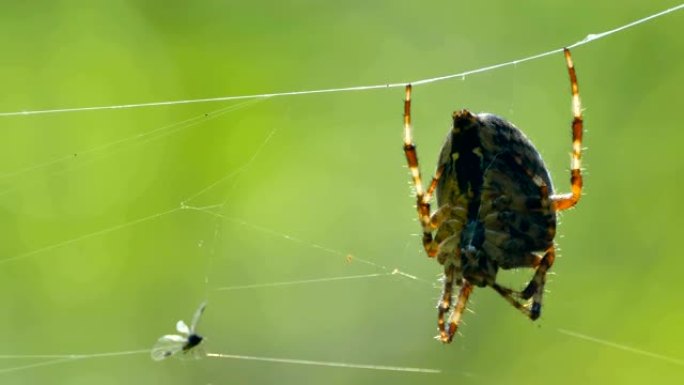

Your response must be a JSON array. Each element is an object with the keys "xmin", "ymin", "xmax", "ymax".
[{"xmin": 403, "ymin": 48, "xmax": 583, "ymax": 343}]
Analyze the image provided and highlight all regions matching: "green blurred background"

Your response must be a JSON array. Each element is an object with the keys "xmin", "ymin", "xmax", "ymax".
[{"xmin": 1, "ymin": 1, "xmax": 682, "ymax": 384}]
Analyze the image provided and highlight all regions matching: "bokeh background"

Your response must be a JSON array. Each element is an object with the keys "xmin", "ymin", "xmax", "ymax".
[{"xmin": 1, "ymin": 1, "xmax": 682, "ymax": 384}]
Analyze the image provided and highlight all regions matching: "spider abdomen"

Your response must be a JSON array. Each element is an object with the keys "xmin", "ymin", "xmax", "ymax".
[{"xmin": 435, "ymin": 110, "xmax": 557, "ymax": 285}]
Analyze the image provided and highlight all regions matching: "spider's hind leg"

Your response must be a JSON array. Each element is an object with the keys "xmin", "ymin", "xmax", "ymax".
[
  {"xmin": 439, "ymin": 275, "xmax": 473, "ymax": 344},
  {"xmin": 437, "ymin": 265, "xmax": 456, "ymax": 342},
  {"xmin": 519, "ymin": 246, "xmax": 556, "ymax": 319},
  {"xmin": 491, "ymin": 282, "xmax": 532, "ymax": 318},
  {"xmin": 490, "ymin": 245, "xmax": 556, "ymax": 320}
]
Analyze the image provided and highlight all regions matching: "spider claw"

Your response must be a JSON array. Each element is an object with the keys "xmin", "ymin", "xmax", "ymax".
[
  {"xmin": 530, "ymin": 303, "xmax": 541, "ymax": 320},
  {"xmin": 435, "ymin": 331, "xmax": 452, "ymax": 344}
]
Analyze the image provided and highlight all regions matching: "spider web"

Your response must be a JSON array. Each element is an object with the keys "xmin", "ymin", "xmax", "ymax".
[{"xmin": 0, "ymin": 3, "xmax": 683, "ymax": 384}]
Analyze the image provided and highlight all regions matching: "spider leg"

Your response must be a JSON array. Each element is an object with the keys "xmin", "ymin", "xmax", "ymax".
[
  {"xmin": 430, "ymin": 203, "xmax": 467, "ymax": 258},
  {"xmin": 444, "ymin": 279, "xmax": 474, "ymax": 343},
  {"xmin": 404, "ymin": 85, "xmax": 472, "ymax": 342},
  {"xmin": 552, "ymin": 48, "xmax": 584, "ymax": 211},
  {"xmin": 519, "ymin": 245, "xmax": 556, "ymax": 319},
  {"xmin": 490, "ymin": 282, "xmax": 533, "ymax": 318},
  {"xmin": 490, "ymin": 244, "xmax": 555, "ymax": 320},
  {"xmin": 490, "ymin": 245, "xmax": 555, "ymax": 320},
  {"xmin": 437, "ymin": 264, "xmax": 456, "ymax": 342},
  {"xmin": 403, "ymin": 84, "xmax": 448, "ymax": 257}
]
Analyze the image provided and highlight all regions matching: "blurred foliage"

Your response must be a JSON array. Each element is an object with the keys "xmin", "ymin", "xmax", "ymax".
[{"xmin": 0, "ymin": 1, "xmax": 683, "ymax": 384}]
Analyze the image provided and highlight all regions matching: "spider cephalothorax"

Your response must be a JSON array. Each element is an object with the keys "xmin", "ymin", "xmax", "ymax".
[{"xmin": 403, "ymin": 48, "xmax": 583, "ymax": 343}]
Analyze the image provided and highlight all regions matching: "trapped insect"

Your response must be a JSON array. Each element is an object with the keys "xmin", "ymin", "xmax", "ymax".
[
  {"xmin": 151, "ymin": 302, "xmax": 207, "ymax": 361},
  {"xmin": 403, "ymin": 48, "xmax": 583, "ymax": 343}
]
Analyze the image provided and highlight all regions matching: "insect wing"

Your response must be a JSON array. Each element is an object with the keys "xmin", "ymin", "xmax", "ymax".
[
  {"xmin": 176, "ymin": 320, "xmax": 190, "ymax": 335},
  {"xmin": 190, "ymin": 302, "xmax": 207, "ymax": 333},
  {"xmin": 179, "ymin": 345, "xmax": 206, "ymax": 361},
  {"xmin": 151, "ymin": 334, "xmax": 187, "ymax": 361}
]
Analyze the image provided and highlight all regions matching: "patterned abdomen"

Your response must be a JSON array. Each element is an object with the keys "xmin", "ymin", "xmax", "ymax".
[{"xmin": 436, "ymin": 111, "xmax": 557, "ymax": 283}]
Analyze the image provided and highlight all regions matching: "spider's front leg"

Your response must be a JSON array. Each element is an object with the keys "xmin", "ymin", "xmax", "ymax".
[
  {"xmin": 404, "ymin": 84, "xmax": 437, "ymax": 255},
  {"xmin": 403, "ymin": 84, "xmax": 447, "ymax": 257},
  {"xmin": 552, "ymin": 48, "xmax": 584, "ymax": 211}
]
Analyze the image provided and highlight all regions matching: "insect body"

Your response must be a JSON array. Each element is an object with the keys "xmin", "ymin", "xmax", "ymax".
[
  {"xmin": 403, "ymin": 48, "xmax": 583, "ymax": 343},
  {"xmin": 151, "ymin": 302, "xmax": 207, "ymax": 361}
]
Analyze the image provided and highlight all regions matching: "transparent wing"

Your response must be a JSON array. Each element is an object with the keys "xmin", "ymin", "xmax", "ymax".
[
  {"xmin": 190, "ymin": 301, "xmax": 207, "ymax": 332},
  {"xmin": 176, "ymin": 320, "xmax": 190, "ymax": 335},
  {"xmin": 179, "ymin": 345, "xmax": 206, "ymax": 361},
  {"xmin": 150, "ymin": 334, "xmax": 187, "ymax": 361}
]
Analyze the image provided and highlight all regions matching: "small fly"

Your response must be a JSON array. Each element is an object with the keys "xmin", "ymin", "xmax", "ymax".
[{"xmin": 151, "ymin": 302, "xmax": 207, "ymax": 361}]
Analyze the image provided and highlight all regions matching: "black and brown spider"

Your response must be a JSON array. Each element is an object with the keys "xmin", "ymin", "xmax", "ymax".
[{"xmin": 403, "ymin": 48, "xmax": 583, "ymax": 343}]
